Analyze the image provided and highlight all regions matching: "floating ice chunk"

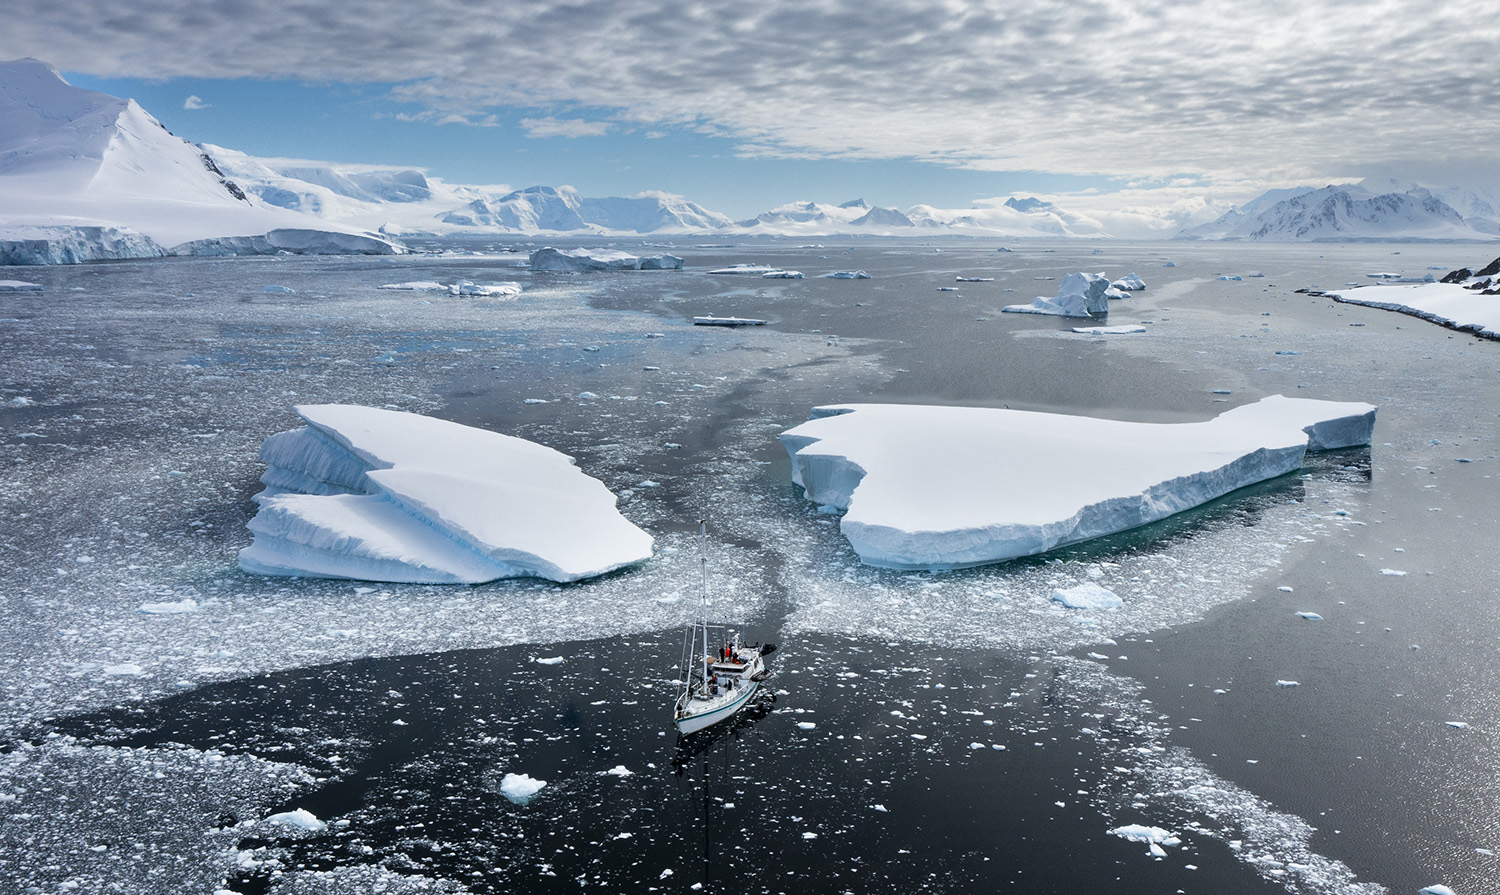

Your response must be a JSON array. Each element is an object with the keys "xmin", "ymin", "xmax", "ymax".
[
  {"xmin": 500, "ymin": 772, "xmax": 547, "ymax": 804},
  {"xmin": 530, "ymin": 247, "xmax": 682, "ymax": 271},
  {"xmin": 824, "ymin": 270, "xmax": 870, "ymax": 279},
  {"xmin": 0, "ymin": 279, "xmax": 43, "ymax": 291},
  {"xmin": 1380, "ymin": 569, "xmax": 1408, "ymax": 576},
  {"xmin": 1445, "ymin": 721, "xmax": 1470, "ymax": 730},
  {"xmin": 534, "ymin": 656, "xmax": 565, "ymax": 665},
  {"xmin": 1073, "ymin": 324, "xmax": 1145, "ymax": 335},
  {"xmin": 260, "ymin": 285, "xmax": 295, "ymax": 293},
  {"xmin": 102, "ymin": 663, "xmax": 145, "ymax": 676},
  {"xmin": 797, "ymin": 721, "xmax": 817, "ymax": 730},
  {"xmin": 1419, "ymin": 886, "xmax": 1456, "ymax": 895},
  {"xmin": 448, "ymin": 281, "xmax": 522, "ymax": 296},
  {"xmin": 239, "ymin": 405, "xmax": 653, "ymax": 583},
  {"xmin": 1163, "ymin": 261, "xmax": 1176, "ymax": 267},
  {"xmin": 1296, "ymin": 612, "xmax": 1322, "ymax": 620},
  {"xmin": 379, "ymin": 281, "xmax": 446, "ymax": 291},
  {"xmin": 762, "ymin": 270, "xmax": 804, "ymax": 279},
  {"xmin": 693, "ymin": 315, "xmax": 766, "ymax": 326},
  {"xmin": 1052, "ymin": 582, "xmax": 1123, "ymax": 610},
  {"xmin": 265, "ymin": 808, "xmax": 326, "ymax": 831},
  {"xmin": 1278, "ymin": 586, "xmax": 1294, "ymax": 592},
  {"xmin": 1002, "ymin": 272, "xmax": 1110, "ymax": 317},
  {"xmin": 1218, "ymin": 274, "xmax": 1242, "ymax": 281},
  {"xmin": 1110, "ymin": 273, "xmax": 1146, "ymax": 291},
  {"xmin": 137, "ymin": 599, "xmax": 199, "ymax": 614},
  {"xmin": 602, "ymin": 765, "xmax": 635, "ymax": 777},
  {"xmin": 1109, "ymin": 824, "xmax": 1181, "ymax": 857},
  {"xmin": 956, "ymin": 276, "xmax": 994, "ymax": 282},
  {"xmin": 1277, "ymin": 680, "xmax": 1300, "ymax": 687},
  {"xmin": 706, "ymin": 264, "xmax": 781, "ymax": 275},
  {"xmin": 780, "ymin": 395, "xmax": 1376, "ymax": 569},
  {"xmin": 873, "ymin": 804, "xmax": 888, "ymax": 812}
]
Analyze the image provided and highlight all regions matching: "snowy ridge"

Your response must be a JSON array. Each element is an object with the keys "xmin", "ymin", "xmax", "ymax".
[
  {"xmin": 780, "ymin": 396, "xmax": 1376, "ymax": 569},
  {"xmin": 1179, "ymin": 179, "xmax": 1500, "ymax": 242},
  {"xmin": 240, "ymin": 405, "xmax": 653, "ymax": 583},
  {"xmin": 0, "ymin": 58, "xmax": 404, "ymax": 259}
]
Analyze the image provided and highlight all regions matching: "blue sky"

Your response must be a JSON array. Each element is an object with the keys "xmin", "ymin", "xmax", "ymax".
[
  {"xmin": 64, "ymin": 72, "xmax": 1108, "ymax": 220},
  {"xmin": 10, "ymin": 1, "xmax": 1500, "ymax": 232}
]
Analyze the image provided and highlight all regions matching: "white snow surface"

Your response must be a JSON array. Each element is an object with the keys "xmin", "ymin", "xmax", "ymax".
[
  {"xmin": 779, "ymin": 395, "xmax": 1376, "ymax": 569},
  {"xmin": 529, "ymin": 247, "xmax": 683, "ymax": 271},
  {"xmin": 0, "ymin": 59, "xmax": 403, "ymax": 255},
  {"xmin": 1002, "ymin": 272, "xmax": 1111, "ymax": 317},
  {"xmin": 1329, "ymin": 281, "xmax": 1500, "ymax": 339},
  {"xmin": 238, "ymin": 405, "xmax": 653, "ymax": 583}
]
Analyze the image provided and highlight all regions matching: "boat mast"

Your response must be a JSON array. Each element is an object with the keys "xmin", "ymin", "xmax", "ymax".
[{"xmin": 697, "ymin": 519, "xmax": 710, "ymax": 667}]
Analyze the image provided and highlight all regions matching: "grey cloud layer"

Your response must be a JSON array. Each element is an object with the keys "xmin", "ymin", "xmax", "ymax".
[{"xmin": 7, "ymin": 0, "xmax": 1498, "ymax": 183}]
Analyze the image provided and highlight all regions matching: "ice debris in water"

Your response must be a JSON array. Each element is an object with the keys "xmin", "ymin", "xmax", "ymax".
[
  {"xmin": 500, "ymin": 772, "xmax": 547, "ymax": 804},
  {"xmin": 1296, "ymin": 612, "xmax": 1322, "ymax": 620},
  {"xmin": 602, "ymin": 765, "xmax": 634, "ymax": 777},
  {"xmin": 265, "ymin": 808, "xmax": 327, "ymax": 831},
  {"xmin": 1052, "ymin": 582, "xmax": 1123, "ymax": 610},
  {"xmin": 534, "ymin": 656, "xmax": 565, "ymax": 665},
  {"xmin": 1418, "ymin": 886, "xmax": 1456, "ymax": 895},
  {"xmin": 137, "ymin": 599, "xmax": 199, "ymax": 614},
  {"xmin": 1109, "ymin": 824, "xmax": 1181, "ymax": 857},
  {"xmin": 238, "ymin": 405, "xmax": 653, "ymax": 583},
  {"xmin": 780, "ymin": 395, "xmax": 1376, "ymax": 570},
  {"xmin": 1379, "ymin": 568, "xmax": 1407, "ymax": 576}
]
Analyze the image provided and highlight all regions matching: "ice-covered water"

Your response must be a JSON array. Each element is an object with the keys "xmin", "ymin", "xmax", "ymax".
[{"xmin": 2, "ymin": 239, "xmax": 1498, "ymax": 894}]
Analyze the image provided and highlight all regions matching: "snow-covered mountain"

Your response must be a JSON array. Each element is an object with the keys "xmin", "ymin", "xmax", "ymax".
[
  {"xmin": 1178, "ymin": 180, "xmax": 1500, "ymax": 241},
  {"xmin": 440, "ymin": 185, "xmax": 732, "ymax": 234},
  {"xmin": 0, "ymin": 58, "xmax": 400, "ymax": 260},
  {"xmin": 729, "ymin": 196, "xmax": 1105, "ymax": 237}
]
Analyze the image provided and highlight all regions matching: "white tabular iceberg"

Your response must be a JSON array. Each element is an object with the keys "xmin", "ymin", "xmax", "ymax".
[
  {"xmin": 239, "ymin": 405, "xmax": 653, "ymax": 583},
  {"xmin": 529, "ymin": 247, "xmax": 683, "ymax": 271},
  {"xmin": 780, "ymin": 396, "xmax": 1376, "ymax": 569},
  {"xmin": 1002, "ymin": 272, "xmax": 1110, "ymax": 317}
]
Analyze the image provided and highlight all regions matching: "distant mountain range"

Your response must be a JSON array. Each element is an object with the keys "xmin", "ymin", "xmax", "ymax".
[
  {"xmin": 3, "ymin": 55, "xmax": 1498, "ymax": 261},
  {"xmin": 1176, "ymin": 179, "xmax": 1500, "ymax": 242}
]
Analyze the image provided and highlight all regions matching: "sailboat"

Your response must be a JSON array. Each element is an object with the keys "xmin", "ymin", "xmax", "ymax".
[{"xmin": 673, "ymin": 521, "xmax": 775, "ymax": 735}]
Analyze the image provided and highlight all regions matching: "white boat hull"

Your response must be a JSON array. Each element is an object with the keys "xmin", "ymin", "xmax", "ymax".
[{"xmin": 674, "ymin": 678, "xmax": 760, "ymax": 735}]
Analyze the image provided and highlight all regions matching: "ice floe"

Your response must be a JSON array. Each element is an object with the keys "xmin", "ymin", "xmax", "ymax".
[
  {"xmin": 1327, "ymin": 258, "xmax": 1500, "ymax": 339},
  {"xmin": 1109, "ymin": 823, "xmax": 1181, "ymax": 857},
  {"xmin": 1052, "ymin": 582, "xmax": 1123, "ymax": 610},
  {"xmin": 1001, "ymin": 272, "xmax": 1110, "ymax": 317},
  {"xmin": 500, "ymin": 772, "xmax": 547, "ymax": 804},
  {"xmin": 1073, "ymin": 324, "xmax": 1146, "ymax": 335},
  {"xmin": 824, "ymin": 270, "xmax": 870, "ymax": 279},
  {"xmin": 0, "ymin": 279, "xmax": 43, "ymax": 291},
  {"xmin": 529, "ymin": 247, "xmax": 683, "ymax": 271},
  {"xmin": 780, "ymin": 395, "xmax": 1376, "ymax": 569},
  {"xmin": 238, "ymin": 405, "xmax": 653, "ymax": 583}
]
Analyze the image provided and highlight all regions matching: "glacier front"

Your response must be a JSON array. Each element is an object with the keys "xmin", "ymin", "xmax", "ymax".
[
  {"xmin": 779, "ymin": 396, "xmax": 1376, "ymax": 569},
  {"xmin": 239, "ymin": 405, "xmax": 654, "ymax": 583}
]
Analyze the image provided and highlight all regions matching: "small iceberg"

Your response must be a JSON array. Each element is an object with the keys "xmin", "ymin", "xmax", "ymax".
[
  {"xmin": 693, "ymin": 315, "xmax": 766, "ymax": 327},
  {"xmin": 1052, "ymin": 582, "xmax": 1122, "ymax": 610},
  {"xmin": 1109, "ymin": 824, "xmax": 1180, "ymax": 857},
  {"xmin": 239, "ymin": 405, "xmax": 653, "ymax": 583},
  {"xmin": 265, "ymin": 809, "xmax": 327, "ymax": 832},
  {"xmin": 0, "ymin": 280, "xmax": 43, "ymax": 292},
  {"xmin": 500, "ymin": 772, "xmax": 547, "ymax": 804},
  {"xmin": 1001, "ymin": 272, "xmax": 1110, "ymax": 318},
  {"xmin": 530, "ymin": 247, "xmax": 682, "ymax": 271},
  {"xmin": 762, "ymin": 270, "xmax": 804, "ymax": 279},
  {"xmin": 824, "ymin": 270, "xmax": 871, "ymax": 279},
  {"xmin": 1110, "ymin": 273, "xmax": 1146, "ymax": 291}
]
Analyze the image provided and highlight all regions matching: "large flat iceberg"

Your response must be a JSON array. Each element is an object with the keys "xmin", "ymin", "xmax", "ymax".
[
  {"xmin": 780, "ymin": 396, "xmax": 1375, "ymax": 569},
  {"xmin": 239, "ymin": 405, "xmax": 653, "ymax": 583}
]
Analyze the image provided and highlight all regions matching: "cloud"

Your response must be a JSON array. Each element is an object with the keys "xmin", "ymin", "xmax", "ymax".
[
  {"xmin": 182, "ymin": 94, "xmax": 206, "ymax": 110},
  {"xmin": 7, "ymin": 0, "xmax": 1500, "ymax": 190},
  {"xmin": 520, "ymin": 116, "xmax": 610, "ymax": 139}
]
